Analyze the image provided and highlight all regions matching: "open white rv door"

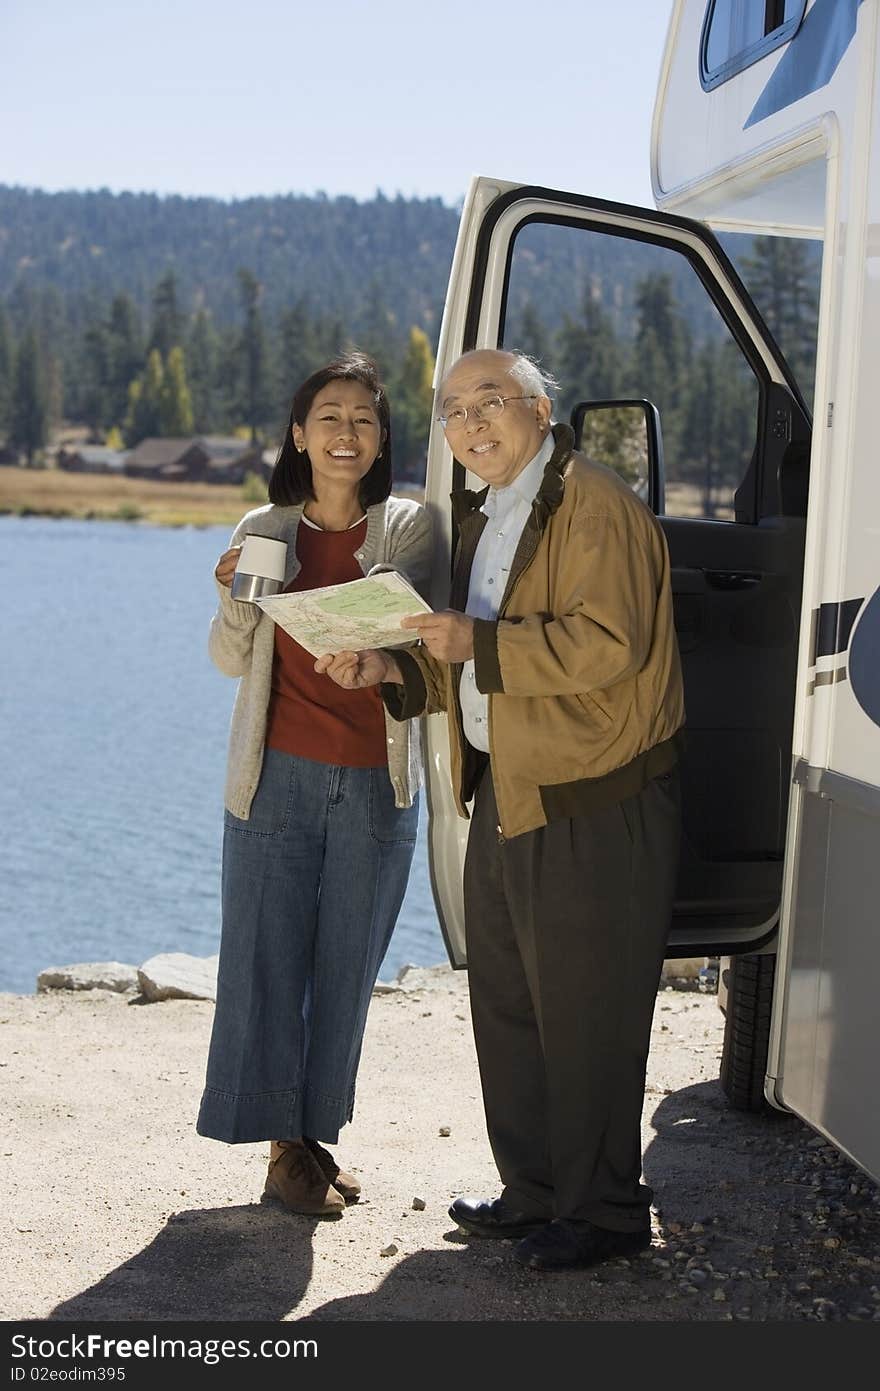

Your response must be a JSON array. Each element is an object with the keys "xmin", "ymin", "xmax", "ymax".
[
  {"xmin": 422, "ymin": 0, "xmax": 880, "ymax": 1186},
  {"xmin": 423, "ymin": 178, "xmax": 811, "ymax": 1057}
]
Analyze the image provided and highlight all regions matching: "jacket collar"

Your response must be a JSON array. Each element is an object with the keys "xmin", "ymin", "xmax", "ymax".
[{"xmin": 450, "ymin": 422, "xmax": 575, "ymax": 526}]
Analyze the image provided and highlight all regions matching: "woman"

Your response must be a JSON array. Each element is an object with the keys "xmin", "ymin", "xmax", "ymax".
[{"xmin": 197, "ymin": 352, "xmax": 431, "ymax": 1217}]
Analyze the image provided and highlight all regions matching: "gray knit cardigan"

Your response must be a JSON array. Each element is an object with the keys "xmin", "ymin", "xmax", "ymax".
[{"xmin": 210, "ymin": 496, "xmax": 432, "ymax": 819}]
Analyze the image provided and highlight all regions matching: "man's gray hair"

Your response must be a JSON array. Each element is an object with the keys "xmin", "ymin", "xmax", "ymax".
[{"xmin": 507, "ymin": 353, "xmax": 559, "ymax": 403}]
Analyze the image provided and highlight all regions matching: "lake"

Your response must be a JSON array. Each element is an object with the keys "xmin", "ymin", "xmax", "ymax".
[{"xmin": 0, "ymin": 515, "xmax": 447, "ymax": 995}]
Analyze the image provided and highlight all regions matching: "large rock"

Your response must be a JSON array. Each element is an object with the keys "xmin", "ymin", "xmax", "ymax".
[
  {"xmin": 372, "ymin": 962, "xmax": 462, "ymax": 995},
  {"xmin": 137, "ymin": 953, "xmax": 218, "ymax": 1003},
  {"xmin": 36, "ymin": 962, "xmax": 140, "ymax": 994},
  {"xmin": 395, "ymin": 963, "xmax": 458, "ymax": 990}
]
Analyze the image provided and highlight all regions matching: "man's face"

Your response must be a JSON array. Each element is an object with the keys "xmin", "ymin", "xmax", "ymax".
[{"xmin": 439, "ymin": 351, "xmax": 551, "ymax": 488}]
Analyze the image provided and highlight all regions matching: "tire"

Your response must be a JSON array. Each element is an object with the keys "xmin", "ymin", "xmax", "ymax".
[{"xmin": 719, "ymin": 953, "xmax": 776, "ymax": 1111}]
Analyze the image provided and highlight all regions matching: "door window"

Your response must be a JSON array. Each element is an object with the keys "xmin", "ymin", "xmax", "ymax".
[{"xmin": 501, "ymin": 219, "xmax": 760, "ymax": 521}]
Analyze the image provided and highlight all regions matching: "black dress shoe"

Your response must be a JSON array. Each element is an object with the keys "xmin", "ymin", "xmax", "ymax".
[
  {"xmin": 514, "ymin": 1217, "xmax": 651, "ymax": 1270},
  {"xmin": 449, "ymin": 1196, "xmax": 549, "ymax": 1239}
]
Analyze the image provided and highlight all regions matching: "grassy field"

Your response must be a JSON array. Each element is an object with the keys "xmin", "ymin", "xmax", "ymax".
[
  {"xmin": 0, "ymin": 466, "xmax": 267, "ymax": 527},
  {"xmin": 0, "ymin": 466, "xmax": 425, "ymax": 527}
]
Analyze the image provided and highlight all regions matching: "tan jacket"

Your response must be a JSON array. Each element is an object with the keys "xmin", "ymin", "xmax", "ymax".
[{"xmin": 385, "ymin": 424, "xmax": 684, "ymax": 838}]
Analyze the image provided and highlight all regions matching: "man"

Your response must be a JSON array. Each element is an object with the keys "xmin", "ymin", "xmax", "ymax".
[{"xmin": 317, "ymin": 349, "xmax": 684, "ymax": 1271}]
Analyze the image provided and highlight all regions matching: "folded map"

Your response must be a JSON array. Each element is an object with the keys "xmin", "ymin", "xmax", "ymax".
[{"xmin": 254, "ymin": 569, "xmax": 432, "ymax": 658}]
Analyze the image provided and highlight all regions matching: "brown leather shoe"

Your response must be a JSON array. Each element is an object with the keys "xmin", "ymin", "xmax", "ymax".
[
  {"xmin": 304, "ymin": 1136, "xmax": 361, "ymax": 1203},
  {"xmin": 262, "ymin": 1139, "xmax": 345, "ymax": 1216}
]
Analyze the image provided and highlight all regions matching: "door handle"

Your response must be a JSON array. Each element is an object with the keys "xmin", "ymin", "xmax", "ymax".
[{"xmin": 703, "ymin": 570, "xmax": 761, "ymax": 591}]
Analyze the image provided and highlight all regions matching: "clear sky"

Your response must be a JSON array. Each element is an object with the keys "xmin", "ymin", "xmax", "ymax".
[{"xmin": 2, "ymin": 0, "xmax": 674, "ymax": 208}]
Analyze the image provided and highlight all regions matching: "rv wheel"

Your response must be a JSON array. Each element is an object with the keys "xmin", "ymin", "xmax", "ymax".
[{"xmin": 719, "ymin": 953, "xmax": 775, "ymax": 1111}]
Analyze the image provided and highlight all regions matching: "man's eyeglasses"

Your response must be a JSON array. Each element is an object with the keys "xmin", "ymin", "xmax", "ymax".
[{"xmin": 437, "ymin": 394, "xmax": 537, "ymax": 431}]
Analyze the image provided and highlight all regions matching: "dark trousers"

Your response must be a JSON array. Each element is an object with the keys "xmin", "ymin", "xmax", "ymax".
[{"xmin": 463, "ymin": 765, "xmax": 680, "ymax": 1231}]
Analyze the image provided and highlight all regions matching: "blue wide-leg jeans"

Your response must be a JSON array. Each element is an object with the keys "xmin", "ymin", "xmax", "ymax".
[{"xmin": 197, "ymin": 748, "xmax": 418, "ymax": 1144}]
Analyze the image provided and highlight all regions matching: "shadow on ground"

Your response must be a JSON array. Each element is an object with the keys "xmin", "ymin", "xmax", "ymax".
[
  {"xmin": 48, "ymin": 1080, "xmax": 877, "ymax": 1323},
  {"xmin": 50, "ymin": 1205, "xmax": 321, "ymax": 1322}
]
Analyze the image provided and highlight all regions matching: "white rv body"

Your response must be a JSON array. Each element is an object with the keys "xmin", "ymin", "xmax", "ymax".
[
  {"xmin": 422, "ymin": 0, "xmax": 880, "ymax": 1181},
  {"xmin": 654, "ymin": 0, "xmax": 880, "ymax": 1177}
]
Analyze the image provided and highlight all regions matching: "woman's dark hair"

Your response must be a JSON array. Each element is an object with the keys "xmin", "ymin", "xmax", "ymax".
[{"xmin": 268, "ymin": 350, "xmax": 393, "ymax": 507}]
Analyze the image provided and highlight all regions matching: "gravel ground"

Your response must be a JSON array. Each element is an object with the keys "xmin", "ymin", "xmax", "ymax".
[{"xmin": 2, "ymin": 967, "xmax": 879, "ymax": 1324}]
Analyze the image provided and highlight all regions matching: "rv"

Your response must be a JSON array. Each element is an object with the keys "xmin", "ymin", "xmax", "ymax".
[{"xmin": 421, "ymin": 0, "xmax": 880, "ymax": 1183}]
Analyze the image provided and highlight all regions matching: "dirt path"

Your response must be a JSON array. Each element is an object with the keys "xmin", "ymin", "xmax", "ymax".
[{"xmin": 2, "ymin": 970, "xmax": 879, "ymax": 1323}]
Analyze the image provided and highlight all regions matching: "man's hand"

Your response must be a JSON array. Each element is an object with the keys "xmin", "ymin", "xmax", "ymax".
[
  {"xmin": 401, "ymin": 610, "xmax": 475, "ymax": 663},
  {"xmin": 315, "ymin": 649, "xmax": 401, "ymax": 689}
]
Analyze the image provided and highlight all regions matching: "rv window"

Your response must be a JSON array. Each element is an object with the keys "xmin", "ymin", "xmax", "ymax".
[
  {"xmin": 700, "ymin": 0, "xmax": 806, "ymax": 91},
  {"xmin": 501, "ymin": 219, "xmax": 759, "ymax": 522}
]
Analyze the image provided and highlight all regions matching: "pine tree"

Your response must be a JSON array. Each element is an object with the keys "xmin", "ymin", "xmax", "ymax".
[
  {"xmin": 125, "ymin": 348, "xmax": 165, "ymax": 445},
  {"xmin": 149, "ymin": 270, "xmax": 182, "ymax": 358},
  {"xmin": 236, "ymin": 269, "xmax": 269, "ymax": 443},
  {"xmin": 160, "ymin": 346, "xmax": 194, "ymax": 436},
  {"xmin": 634, "ymin": 272, "xmax": 686, "ymax": 402},
  {"xmin": 630, "ymin": 271, "xmax": 688, "ymax": 458},
  {"xmin": 10, "ymin": 330, "xmax": 48, "ymax": 465},
  {"xmin": 674, "ymin": 329, "xmax": 760, "ymax": 519},
  {"xmin": 554, "ymin": 288, "xmax": 622, "ymax": 423},
  {"xmin": 0, "ymin": 304, "xmax": 13, "ymax": 441},
  {"xmin": 317, "ymin": 313, "xmax": 350, "ymax": 363},
  {"xmin": 740, "ymin": 236, "xmax": 820, "ymax": 402},
  {"xmin": 44, "ymin": 355, "xmax": 63, "ymax": 443},
  {"xmin": 81, "ymin": 318, "xmax": 111, "ymax": 437},
  {"xmin": 187, "ymin": 310, "xmax": 219, "ymax": 433},
  {"xmin": 106, "ymin": 294, "xmax": 143, "ymax": 428},
  {"xmin": 34, "ymin": 286, "xmax": 65, "ymax": 435},
  {"xmin": 274, "ymin": 299, "xmax": 323, "ymax": 437},
  {"xmin": 392, "ymin": 326, "xmax": 435, "ymax": 481},
  {"xmin": 357, "ymin": 279, "xmax": 397, "ymax": 378},
  {"xmin": 680, "ymin": 341, "xmax": 723, "ymax": 516},
  {"xmin": 513, "ymin": 301, "xmax": 549, "ymax": 368},
  {"xmin": 716, "ymin": 341, "xmax": 759, "ymax": 515},
  {"xmin": 213, "ymin": 336, "xmax": 241, "ymax": 435}
]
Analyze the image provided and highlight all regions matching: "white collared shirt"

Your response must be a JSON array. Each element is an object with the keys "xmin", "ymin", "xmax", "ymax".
[{"xmin": 460, "ymin": 431, "xmax": 555, "ymax": 752}]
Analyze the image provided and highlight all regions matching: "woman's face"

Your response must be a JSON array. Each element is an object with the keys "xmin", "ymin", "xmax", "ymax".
[{"xmin": 293, "ymin": 379, "xmax": 384, "ymax": 494}]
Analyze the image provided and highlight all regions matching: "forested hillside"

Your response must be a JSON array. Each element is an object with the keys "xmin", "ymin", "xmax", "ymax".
[
  {"xmin": 0, "ymin": 186, "xmax": 457, "ymax": 342},
  {"xmin": 0, "ymin": 186, "xmax": 820, "ymax": 487}
]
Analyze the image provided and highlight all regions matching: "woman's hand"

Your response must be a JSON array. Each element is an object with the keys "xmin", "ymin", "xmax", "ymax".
[
  {"xmin": 214, "ymin": 546, "xmax": 242, "ymax": 588},
  {"xmin": 315, "ymin": 649, "xmax": 401, "ymax": 689}
]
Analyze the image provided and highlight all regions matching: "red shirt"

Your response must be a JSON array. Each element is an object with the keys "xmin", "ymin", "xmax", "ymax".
[{"xmin": 265, "ymin": 517, "xmax": 388, "ymax": 767}]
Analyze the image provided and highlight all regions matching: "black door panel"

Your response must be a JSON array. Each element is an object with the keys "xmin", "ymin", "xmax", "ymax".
[{"xmin": 663, "ymin": 515, "xmax": 807, "ymax": 948}]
